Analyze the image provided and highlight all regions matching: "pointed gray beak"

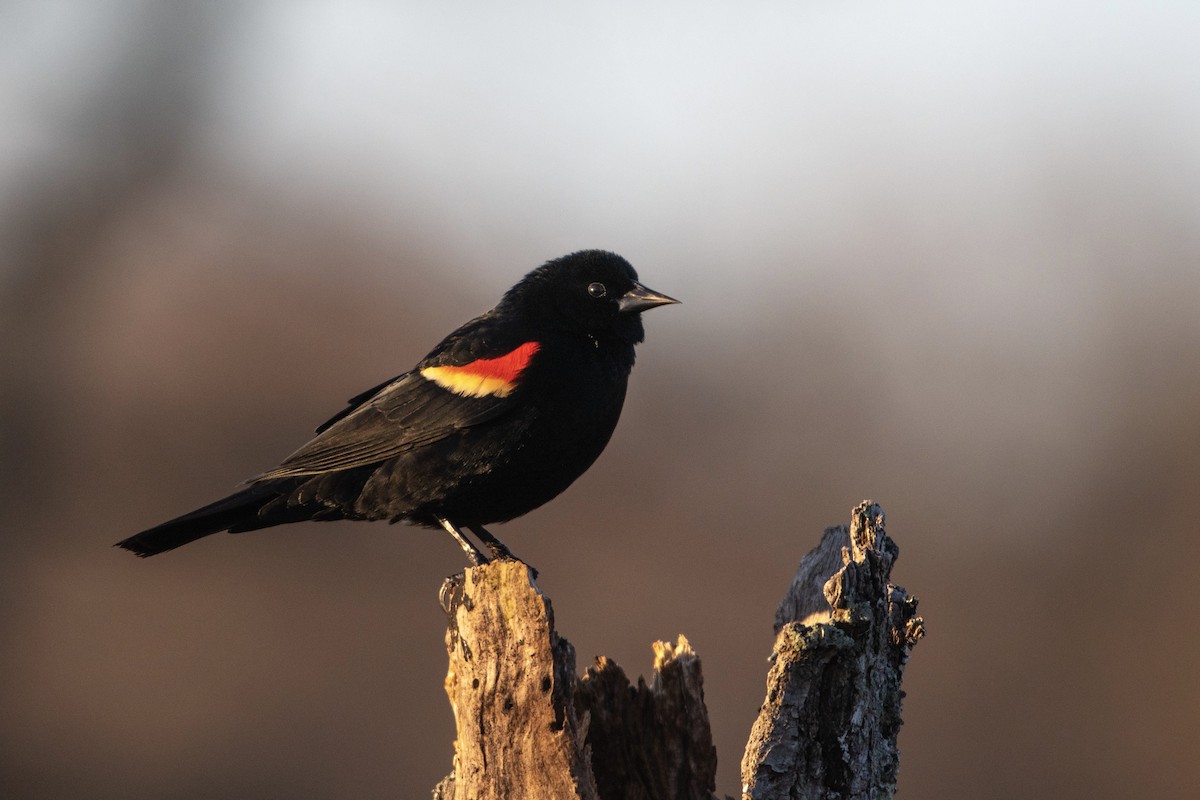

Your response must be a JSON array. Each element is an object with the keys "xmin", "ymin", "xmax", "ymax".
[{"xmin": 617, "ymin": 281, "xmax": 680, "ymax": 314}]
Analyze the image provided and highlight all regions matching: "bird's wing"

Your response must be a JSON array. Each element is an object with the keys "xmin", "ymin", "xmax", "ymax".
[
  {"xmin": 253, "ymin": 326, "xmax": 543, "ymax": 480},
  {"xmin": 313, "ymin": 376, "xmax": 399, "ymax": 434},
  {"xmin": 311, "ymin": 309, "xmax": 528, "ymax": 434}
]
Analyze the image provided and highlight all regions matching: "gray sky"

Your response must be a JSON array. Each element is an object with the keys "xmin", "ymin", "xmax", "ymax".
[{"xmin": 7, "ymin": 1, "xmax": 1199, "ymax": 296}]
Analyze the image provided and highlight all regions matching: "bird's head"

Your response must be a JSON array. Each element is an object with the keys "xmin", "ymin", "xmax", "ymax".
[{"xmin": 501, "ymin": 250, "xmax": 678, "ymax": 344}]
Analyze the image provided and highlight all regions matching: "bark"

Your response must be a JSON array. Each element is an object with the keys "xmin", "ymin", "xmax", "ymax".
[
  {"xmin": 576, "ymin": 638, "xmax": 719, "ymax": 800},
  {"xmin": 433, "ymin": 501, "xmax": 922, "ymax": 799},
  {"xmin": 739, "ymin": 501, "xmax": 925, "ymax": 799}
]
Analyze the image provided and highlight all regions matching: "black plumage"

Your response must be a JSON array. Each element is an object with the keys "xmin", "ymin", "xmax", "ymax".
[{"xmin": 116, "ymin": 250, "xmax": 677, "ymax": 562}]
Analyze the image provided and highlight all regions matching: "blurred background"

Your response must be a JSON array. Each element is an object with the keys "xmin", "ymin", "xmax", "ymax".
[{"xmin": 3, "ymin": 0, "xmax": 1199, "ymax": 797}]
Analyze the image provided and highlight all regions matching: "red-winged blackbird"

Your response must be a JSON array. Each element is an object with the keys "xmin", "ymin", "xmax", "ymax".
[{"xmin": 116, "ymin": 250, "xmax": 677, "ymax": 562}]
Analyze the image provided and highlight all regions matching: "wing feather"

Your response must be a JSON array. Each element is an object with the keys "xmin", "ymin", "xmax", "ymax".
[{"xmin": 253, "ymin": 372, "xmax": 515, "ymax": 480}]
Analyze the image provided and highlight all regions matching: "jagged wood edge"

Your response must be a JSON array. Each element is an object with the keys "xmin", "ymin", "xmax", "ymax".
[{"xmin": 739, "ymin": 501, "xmax": 925, "ymax": 800}]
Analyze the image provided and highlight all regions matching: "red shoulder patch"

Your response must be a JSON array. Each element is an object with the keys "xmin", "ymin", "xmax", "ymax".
[{"xmin": 420, "ymin": 341, "xmax": 541, "ymax": 398}]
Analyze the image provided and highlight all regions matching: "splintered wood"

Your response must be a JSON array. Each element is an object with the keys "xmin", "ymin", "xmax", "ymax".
[{"xmin": 434, "ymin": 561, "xmax": 718, "ymax": 800}]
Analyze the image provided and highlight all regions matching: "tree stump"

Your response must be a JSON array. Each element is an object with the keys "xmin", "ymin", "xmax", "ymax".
[
  {"xmin": 433, "ymin": 560, "xmax": 597, "ymax": 800},
  {"xmin": 433, "ymin": 501, "xmax": 922, "ymax": 800},
  {"xmin": 433, "ymin": 560, "xmax": 718, "ymax": 800},
  {"xmin": 740, "ymin": 501, "xmax": 924, "ymax": 799}
]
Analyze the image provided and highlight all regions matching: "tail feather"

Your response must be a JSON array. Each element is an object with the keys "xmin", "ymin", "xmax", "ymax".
[{"xmin": 117, "ymin": 486, "xmax": 280, "ymax": 557}]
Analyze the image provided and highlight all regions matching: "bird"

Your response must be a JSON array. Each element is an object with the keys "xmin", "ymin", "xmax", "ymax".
[{"xmin": 116, "ymin": 249, "xmax": 678, "ymax": 563}]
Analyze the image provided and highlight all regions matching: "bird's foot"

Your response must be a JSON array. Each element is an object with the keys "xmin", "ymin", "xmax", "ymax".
[
  {"xmin": 465, "ymin": 524, "xmax": 516, "ymax": 560},
  {"xmin": 439, "ymin": 572, "xmax": 466, "ymax": 617},
  {"xmin": 466, "ymin": 525, "xmax": 537, "ymax": 578}
]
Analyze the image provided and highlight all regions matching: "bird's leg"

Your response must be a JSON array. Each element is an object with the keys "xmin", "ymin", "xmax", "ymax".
[
  {"xmin": 436, "ymin": 516, "xmax": 489, "ymax": 566},
  {"xmin": 465, "ymin": 524, "xmax": 516, "ymax": 561}
]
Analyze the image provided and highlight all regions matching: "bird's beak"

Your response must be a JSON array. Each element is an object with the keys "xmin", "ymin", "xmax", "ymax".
[{"xmin": 617, "ymin": 281, "xmax": 680, "ymax": 314}]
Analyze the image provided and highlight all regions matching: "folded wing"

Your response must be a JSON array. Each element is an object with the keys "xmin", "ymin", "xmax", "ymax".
[{"xmin": 254, "ymin": 371, "xmax": 518, "ymax": 480}]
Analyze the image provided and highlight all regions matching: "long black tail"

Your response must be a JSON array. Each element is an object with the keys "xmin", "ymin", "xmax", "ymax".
[{"xmin": 117, "ymin": 485, "xmax": 283, "ymax": 557}]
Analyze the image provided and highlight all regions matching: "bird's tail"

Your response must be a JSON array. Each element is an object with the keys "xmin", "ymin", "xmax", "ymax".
[{"xmin": 116, "ymin": 485, "xmax": 281, "ymax": 557}]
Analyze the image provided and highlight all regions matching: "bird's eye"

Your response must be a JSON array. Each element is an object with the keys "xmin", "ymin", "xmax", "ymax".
[{"xmin": 587, "ymin": 282, "xmax": 607, "ymax": 299}]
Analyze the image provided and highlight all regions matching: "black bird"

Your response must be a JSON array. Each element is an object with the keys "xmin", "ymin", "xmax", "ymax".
[{"xmin": 116, "ymin": 250, "xmax": 678, "ymax": 562}]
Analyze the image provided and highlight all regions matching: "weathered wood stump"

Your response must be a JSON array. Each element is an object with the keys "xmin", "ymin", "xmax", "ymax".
[
  {"xmin": 433, "ymin": 560, "xmax": 598, "ymax": 799},
  {"xmin": 740, "ymin": 501, "xmax": 924, "ymax": 799},
  {"xmin": 433, "ymin": 561, "xmax": 718, "ymax": 800},
  {"xmin": 433, "ymin": 501, "xmax": 922, "ymax": 800}
]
